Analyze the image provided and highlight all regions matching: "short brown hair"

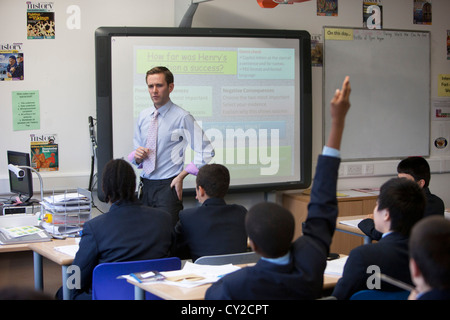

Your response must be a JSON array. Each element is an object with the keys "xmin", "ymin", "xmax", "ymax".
[{"xmin": 145, "ymin": 66, "xmax": 174, "ymax": 85}]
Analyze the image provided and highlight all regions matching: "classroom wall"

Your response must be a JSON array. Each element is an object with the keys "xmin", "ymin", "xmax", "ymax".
[
  {"xmin": 0, "ymin": 0, "xmax": 175, "ymax": 196},
  {"xmin": 1, "ymin": 0, "xmax": 449, "ymax": 208},
  {"xmin": 192, "ymin": 0, "xmax": 450, "ymax": 207}
]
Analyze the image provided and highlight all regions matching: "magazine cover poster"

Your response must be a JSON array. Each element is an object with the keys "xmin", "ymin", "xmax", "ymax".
[
  {"xmin": 317, "ymin": 0, "xmax": 338, "ymax": 16},
  {"xmin": 0, "ymin": 44, "xmax": 24, "ymax": 81},
  {"xmin": 30, "ymin": 134, "xmax": 59, "ymax": 171},
  {"xmin": 27, "ymin": 2, "xmax": 55, "ymax": 39},
  {"xmin": 413, "ymin": 0, "xmax": 432, "ymax": 25},
  {"xmin": 447, "ymin": 30, "xmax": 450, "ymax": 60}
]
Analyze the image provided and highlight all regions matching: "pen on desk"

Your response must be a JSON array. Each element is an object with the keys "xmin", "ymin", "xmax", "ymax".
[
  {"xmin": 129, "ymin": 273, "xmax": 142, "ymax": 283},
  {"xmin": 380, "ymin": 273, "xmax": 415, "ymax": 292}
]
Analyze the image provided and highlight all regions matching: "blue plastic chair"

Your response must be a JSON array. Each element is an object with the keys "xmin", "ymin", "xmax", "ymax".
[
  {"xmin": 350, "ymin": 289, "xmax": 410, "ymax": 300},
  {"xmin": 92, "ymin": 257, "xmax": 181, "ymax": 300}
]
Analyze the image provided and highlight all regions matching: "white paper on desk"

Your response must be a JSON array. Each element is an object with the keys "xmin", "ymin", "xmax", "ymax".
[
  {"xmin": 445, "ymin": 209, "xmax": 450, "ymax": 220},
  {"xmin": 42, "ymin": 193, "xmax": 89, "ymax": 205},
  {"xmin": 135, "ymin": 262, "xmax": 241, "ymax": 288},
  {"xmin": 41, "ymin": 222, "xmax": 82, "ymax": 235},
  {"xmin": 41, "ymin": 202, "xmax": 91, "ymax": 212},
  {"xmin": 54, "ymin": 244, "xmax": 79, "ymax": 257},
  {"xmin": 324, "ymin": 256, "xmax": 348, "ymax": 276},
  {"xmin": 339, "ymin": 219, "xmax": 363, "ymax": 228}
]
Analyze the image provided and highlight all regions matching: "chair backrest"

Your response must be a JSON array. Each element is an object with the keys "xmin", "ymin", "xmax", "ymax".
[
  {"xmin": 350, "ymin": 289, "xmax": 410, "ymax": 300},
  {"xmin": 194, "ymin": 251, "xmax": 260, "ymax": 265},
  {"xmin": 92, "ymin": 257, "xmax": 181, "ymax": 300}
]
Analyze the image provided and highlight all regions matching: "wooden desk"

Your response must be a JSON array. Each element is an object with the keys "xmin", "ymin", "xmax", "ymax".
[
  {"xmin": 336, "ymin": 215, "xmax": 371, "ymax": 244},
  {"xmin": 28, "ymin": 238, "xmax": 77, "ymax": 300},
  {"xmin": 0, "ymin": 242, "xmax": 31, "ymax": 253},
  {"xmin": 129, "ymin": 267, "xmax": 342, "ymax": 300},
  {"xmin": 283, "ymin": 190, "xmax": 377, "ymax": 254}
]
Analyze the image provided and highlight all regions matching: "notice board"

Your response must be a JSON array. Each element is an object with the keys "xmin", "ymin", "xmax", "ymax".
[{"xmin": 323, "ymin": 27, "xmax": 430, "ymax": 161}]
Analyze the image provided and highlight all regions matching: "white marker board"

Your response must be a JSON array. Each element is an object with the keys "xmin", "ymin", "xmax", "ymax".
[{"xmin": 323, "ymin": 27, "xmax": 430, "ymax": 161}]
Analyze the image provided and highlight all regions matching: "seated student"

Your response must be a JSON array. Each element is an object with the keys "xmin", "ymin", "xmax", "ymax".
[
  {"xmin": 173, "ymin": 163, "xmax": 247, "ymax": 261},
  {"xmin": 58, "ymin": 159, "xmax": 173, "ymax": 300},
  {"xmin": 332, "ymin": 178, "xmax": 426, "ymax": 300},
  {"xmin": 205, "ymin": 76, "xmax": 351, "ymax": 300},
  {"xmin": 359, "ymin": 156, "xmax": 444, "ymax": 241},
  {"xmin": 408, "ymin": 216, "xmax": 450, "ymax": 300}
]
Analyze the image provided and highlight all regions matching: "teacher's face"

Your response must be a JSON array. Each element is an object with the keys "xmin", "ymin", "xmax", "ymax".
[{"xmin": 146, "ymin": 73, "xmax": 174, "ymax": 108}]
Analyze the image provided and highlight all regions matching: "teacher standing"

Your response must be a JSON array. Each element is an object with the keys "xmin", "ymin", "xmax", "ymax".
[{"xmin": 129, "ymin": 66, "xmax": 214, "ymax": 225}]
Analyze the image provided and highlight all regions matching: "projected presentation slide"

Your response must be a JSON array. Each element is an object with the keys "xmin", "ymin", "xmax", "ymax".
[{"xmin": 110, "ymin": 35, "xmax": 303, "ymax": 190}]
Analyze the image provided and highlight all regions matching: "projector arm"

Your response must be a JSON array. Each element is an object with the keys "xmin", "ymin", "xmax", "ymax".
[{"xmin": 175, "ymin": 0, "xmax": 213, "ymax": 28}]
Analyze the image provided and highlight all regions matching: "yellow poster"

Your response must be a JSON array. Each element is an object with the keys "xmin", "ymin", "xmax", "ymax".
[
  {"xmin": 438, "ymin": 74, "xmax": 450, "ymax": 97},
  {"xmin": 324, "ymin": 28, "xmax": 354, "ymax": 41}
]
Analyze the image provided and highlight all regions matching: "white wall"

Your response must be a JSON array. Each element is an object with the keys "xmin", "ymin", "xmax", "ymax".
[
  {"xmin": 1, "ymin": 0, "xmax": 449, "ymax": 208},
  {"xmin": 0, "ymin": 0, "xmax": 174, "ymax": 195}
]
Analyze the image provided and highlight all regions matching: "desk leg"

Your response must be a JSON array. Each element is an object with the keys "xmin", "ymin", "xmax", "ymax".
[
  {"xmin": 61, "ymin": 265, "xmax": 69, "ymax": 300},
  {"xmin": 134, "ymin": 286, "xmax": 145, "ymax": 300},
  {"xmin": 33, "ymin": 252, "xmax": 43, "ymax": 291}
]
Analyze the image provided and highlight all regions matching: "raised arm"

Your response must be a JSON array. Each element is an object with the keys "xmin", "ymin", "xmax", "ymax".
[{"xmin": 326, "ymin": 76, "xmax": 351, "ymax": 151}]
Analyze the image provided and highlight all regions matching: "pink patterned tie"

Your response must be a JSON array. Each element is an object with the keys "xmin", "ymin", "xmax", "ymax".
[{"xmin": 143, "ymin": 110, "xmax": 158, "ymax": 174}]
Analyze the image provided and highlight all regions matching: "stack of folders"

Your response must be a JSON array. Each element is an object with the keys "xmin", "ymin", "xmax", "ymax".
[{"xmin": 40, "ymin": 191, "xmax": 91, "ymax": 235}]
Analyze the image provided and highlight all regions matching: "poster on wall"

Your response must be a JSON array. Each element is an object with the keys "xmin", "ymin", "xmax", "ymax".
[
  {"xmin": 311, "ymin": 34, "xmax": 323, "ymax": 67},
  {"xmin": 363, "ymin": 1, "xmax": 383, "ymax": 29},
  {"xmin": 317, "ymin": 0, "xmax": 338, "ymax": 16},
  {"xmin": 27, "ymin": 2, "xmax": 55, "ymax": 39},
  {"xmin": 0, "ymin": 43, "xmax": 24, "ymax": 81},
  {"xmin": 413, "ymin": 0, "xmax": 432, "ymax": 25},
  {"xmin": 30, "ymin": 133, "xmax": 59, "ymax": 171},
  {"xmin": 11, "ymin": 90, "xmax": 40, "ymax": 130}
]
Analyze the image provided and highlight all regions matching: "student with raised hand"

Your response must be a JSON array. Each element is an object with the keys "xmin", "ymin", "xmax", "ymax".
[
  {"xmin": 408, "ymin": 216, "xmax": 450, "ymax": 300},
  {"xmin": 173, "ymin": 163, "xmax": 248, "ymax": 261},
  {"xmin": 205, "ymin": 76, "xmax": 351, "ymax": 300},
  {"xmin": 358, "ymin": 156, "xmax": 445, "ymax": 241},
  {"xmin": 332, "ymin": 177, "xmax": 426, "ymax": 300}
]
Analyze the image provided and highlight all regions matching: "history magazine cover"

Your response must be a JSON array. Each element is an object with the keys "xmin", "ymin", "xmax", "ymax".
[
  {"xmin": 0, "ymin": 43, "xmax": 24, "ymax": 81},
  {"xmin": 27, "ymin": 2, "xmax": 55, "ymax": 39},
  {"xmin": 30, "ymin": 133, "xmax": 59, "ymax": 171}
]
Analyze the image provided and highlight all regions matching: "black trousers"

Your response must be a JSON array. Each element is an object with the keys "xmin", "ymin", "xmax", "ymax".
[{"xmin": 140, "ymin": 177, "xmax": 183, "ymax": 226}]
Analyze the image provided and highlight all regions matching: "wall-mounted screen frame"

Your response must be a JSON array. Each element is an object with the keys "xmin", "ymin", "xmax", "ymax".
[{"xmin": 95, "ymin": 27, "xmax": 312, "ymax": 202}]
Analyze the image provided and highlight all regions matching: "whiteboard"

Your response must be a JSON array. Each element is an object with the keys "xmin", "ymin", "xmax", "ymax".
[{"xmin": 323, "ymin": 27, "xmax": 430, "ymax": 161}]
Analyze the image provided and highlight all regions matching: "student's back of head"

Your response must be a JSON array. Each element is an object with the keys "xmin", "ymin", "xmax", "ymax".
[
  {"xmin": 409, "ymin": 216, "xmax": 450, "ymax": 290},
  {"xmin": 245, "ymin": 202, "xmax": 294, "ymax": 258},
  {"xmin": 196, "ymin": 163, "xmax": 230, "ymax": 198},
  {"xmin": 102, "ymin": 159, "xmax": 137, "ymax": 203},
  {"xmin": 377, "ymin": 177, "xmax": 425, "ymax": 237},
  {"xmin": 397, "ymin": 156, "xmax": 431, "ymax": 188}
]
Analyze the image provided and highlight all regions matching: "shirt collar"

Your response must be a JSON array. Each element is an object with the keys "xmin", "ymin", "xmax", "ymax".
[
  {"xmin": 261, "ymin": 251, "xmax": 291, "ymax": 265},
  {"xmin": 382, "ymin": 231, "xmax": 393, "ymax": 238},
  {"xmin": 152, "ymin": 99, "xmax": 172, "ymax": 118}
]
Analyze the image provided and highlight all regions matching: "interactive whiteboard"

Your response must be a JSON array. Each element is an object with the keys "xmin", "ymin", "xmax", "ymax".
[{"xmin": 95, "ymin": 27, "xmax": 312, "ymax": 201}]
